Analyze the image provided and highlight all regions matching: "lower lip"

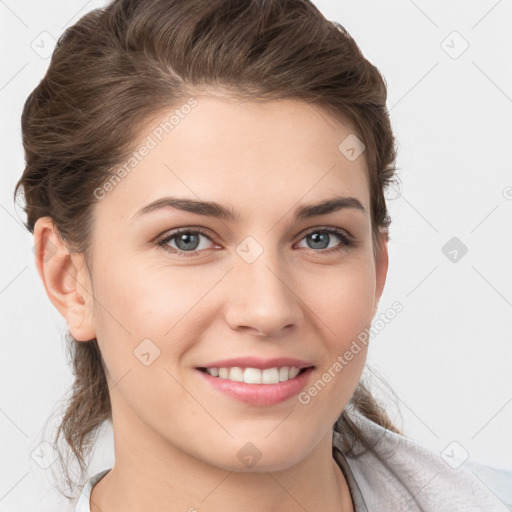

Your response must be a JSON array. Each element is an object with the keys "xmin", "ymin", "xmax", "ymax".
[{"xmin": 196, "ymin": 367, "xmax": 314, "ymax": 406}]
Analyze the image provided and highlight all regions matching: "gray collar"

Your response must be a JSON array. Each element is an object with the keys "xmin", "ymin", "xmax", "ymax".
[{"xmin": 332, "ymin": 430, "xmax": 369, "ymax": 512}]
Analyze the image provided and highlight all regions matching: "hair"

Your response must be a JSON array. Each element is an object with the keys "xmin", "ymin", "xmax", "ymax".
[{"xmin": 14, "ymin": 0, "xmax": 402, "ymax": 498}]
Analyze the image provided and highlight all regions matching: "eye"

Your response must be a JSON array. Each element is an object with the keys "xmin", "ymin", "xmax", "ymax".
[
  {"xmin": 155, "ymin": 226, "xmax": 356, "ymax": 258},
  {"xmin": 295, "ymin": 227, "xmax": 354, "ymax": 253},
  {"xmin": 156, "ymin": 228, "xmax": 217, "ymax": 258}
]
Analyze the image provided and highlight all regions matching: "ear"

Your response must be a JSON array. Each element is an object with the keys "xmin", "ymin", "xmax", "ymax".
[
  {"xmin": 33, "ymin": 217, "xmax": 96, "ymax": 342},
  {"xmin": 373, "ymin": 230, "xmax": 389, "ymax": 315}
]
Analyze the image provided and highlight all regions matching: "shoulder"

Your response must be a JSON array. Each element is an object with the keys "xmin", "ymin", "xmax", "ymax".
[
  {"xmin": 463, "ymin": 458, "xmax": 512, "ymax": 509},
  {"xmin": 72, "ymin": 469, "xmax": 112, "ymax": 512},
  {"xmin": 333, "ymin": 411, "xmax": 511, "ymax": 511}
]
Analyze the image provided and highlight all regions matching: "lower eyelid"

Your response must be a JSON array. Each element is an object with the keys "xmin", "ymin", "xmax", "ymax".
[
  {"xmin": 157, "ymin": 227, "xmax": 353, "ymax": 255},
  {"xmin": 157, "ymin": 230, "xmax": 215, "ymax": 252},
  {"xmin": 297, "ymin": 229, "xmax": 352, "ymax": 248}
]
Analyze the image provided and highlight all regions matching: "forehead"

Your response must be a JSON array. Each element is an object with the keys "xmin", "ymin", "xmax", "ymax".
[{"xmin": 95, "ymin": 95, "xmax": 370, "ymax": 223}]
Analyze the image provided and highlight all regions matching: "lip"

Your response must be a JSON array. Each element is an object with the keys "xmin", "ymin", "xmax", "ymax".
[
  {"xmin": 196, "ymin": 366, "xmax": 314, "ymax": 406},
  {"xmin": 196, "ymin": 357, "xmax": 314, "ymax": 370}
]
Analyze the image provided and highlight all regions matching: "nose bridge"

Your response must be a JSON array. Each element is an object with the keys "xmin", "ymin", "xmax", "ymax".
[{"xmin": 224, "ymin": 238, "xmax": 303, "ymax": 336}]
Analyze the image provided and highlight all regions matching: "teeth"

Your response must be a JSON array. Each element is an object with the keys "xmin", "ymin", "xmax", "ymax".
[{"xmin": 205, "ymin": 366, "xmax": 303, "ymax": 384}]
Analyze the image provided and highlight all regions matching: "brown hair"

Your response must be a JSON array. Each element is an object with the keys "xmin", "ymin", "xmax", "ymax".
[{"xmin": 14, "ymin": 0, "xmax": 402, "ymax": 498}]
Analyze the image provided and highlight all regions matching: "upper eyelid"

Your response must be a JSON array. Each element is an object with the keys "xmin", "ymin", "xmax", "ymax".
[
  {"xmin": 157, "ymin": 225, "xmax": 353, "ymax": 247},
  {"xmin": 157, "ymin": 226, "xmax": 215, "ymax": 243},
  {"xmin": 301, "ymin": 225, "xmax": 352, "ymax": 238}
]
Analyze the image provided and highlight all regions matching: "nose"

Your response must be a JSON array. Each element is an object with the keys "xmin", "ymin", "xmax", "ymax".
[{"xmin": 223, "ymin": 251, "xmax": 304, "ymax": 337}]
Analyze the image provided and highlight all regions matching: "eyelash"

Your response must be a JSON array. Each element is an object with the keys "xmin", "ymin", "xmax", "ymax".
[{"xmin": 155, "ymin": 226, "xmax": 356, "ymax": 258}]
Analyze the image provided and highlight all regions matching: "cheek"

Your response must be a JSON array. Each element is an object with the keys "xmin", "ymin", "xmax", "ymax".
[
  {"xmin": 302, "ymin": 258, "xmax": 377, "ymax": 345},
  {"xmin": 91, "ymin": 257, "xmax": 225, "ymax": 373},
  {"xmin": 89, "ymin": 259, "xmax": 212, "ymax": 422},
  {"xmin": 292, "ymin": 261, "xmax": 375, "ymax": 432}
]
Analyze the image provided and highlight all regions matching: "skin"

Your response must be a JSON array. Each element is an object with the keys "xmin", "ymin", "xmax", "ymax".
[{"xmin": 34, "ymin": 93, "xmax": 388, "ymax": 512}]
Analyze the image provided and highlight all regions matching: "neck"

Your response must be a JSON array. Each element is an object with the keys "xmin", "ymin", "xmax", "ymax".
[{"xmin": 90, "ymin": 403, "xmax": 354, "ymax": 512}]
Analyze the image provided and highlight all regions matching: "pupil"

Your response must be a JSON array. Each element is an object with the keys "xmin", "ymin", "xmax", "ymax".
[
  {"xmin": 176, "ymin": 232, "xmax": 199, "ymax": 251},
  {"xmin": 309, "ymin": 232, "xmax": 328, "ymax": 249}
]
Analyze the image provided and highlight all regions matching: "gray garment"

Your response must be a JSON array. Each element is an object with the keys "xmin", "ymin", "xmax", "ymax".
[
  {"xmin": 333, "ymin": 437, "xmax": 369, "ymax": 511},
  {"xmin": 73, "ymin": 410, "xmax": 511, "ymax": 512},
  {"xmin": 332, "ymin": 408, "xmax": 511, "ymax": 511}
]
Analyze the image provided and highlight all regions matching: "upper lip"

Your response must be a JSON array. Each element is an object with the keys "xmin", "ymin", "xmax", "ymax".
[{"xmin": 197, "ymin": 357, "xmax": 315, "ymax": 370}]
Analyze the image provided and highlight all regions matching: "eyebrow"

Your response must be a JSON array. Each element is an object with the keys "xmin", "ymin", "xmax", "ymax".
[{"xmin": 131, "ymin": 195, "xmax": 366, "ymax": 223}]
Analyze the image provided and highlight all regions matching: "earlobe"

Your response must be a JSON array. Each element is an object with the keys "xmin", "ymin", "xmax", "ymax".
[{"xmin": 33, "ymin": 217, "xmax": 96, "ymax": 342}]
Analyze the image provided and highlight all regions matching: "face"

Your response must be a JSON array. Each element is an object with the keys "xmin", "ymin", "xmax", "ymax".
[{"xmin": 42, "ymin": 94, "xmax": 388, "ymax": 473}]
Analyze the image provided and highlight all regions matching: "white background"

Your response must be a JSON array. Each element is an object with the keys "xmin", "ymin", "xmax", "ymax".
[{"xmin": 1, "ymin": 0, "xmax": 511, "ymax": 510}]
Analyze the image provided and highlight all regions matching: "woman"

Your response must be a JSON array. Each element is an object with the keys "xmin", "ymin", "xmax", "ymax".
[{"xmin": 14, "ymin": 0, "xmax": 509, "ymax": 511}]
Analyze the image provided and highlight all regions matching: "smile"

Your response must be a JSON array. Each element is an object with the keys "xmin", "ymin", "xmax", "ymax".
[
  {"xmin": 196, "ymin": 366, "xmax": 315, "ymax": 406},
  {"xmin": 198, "ymin": 366, "xmax": 306, "ymax": 383}
]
